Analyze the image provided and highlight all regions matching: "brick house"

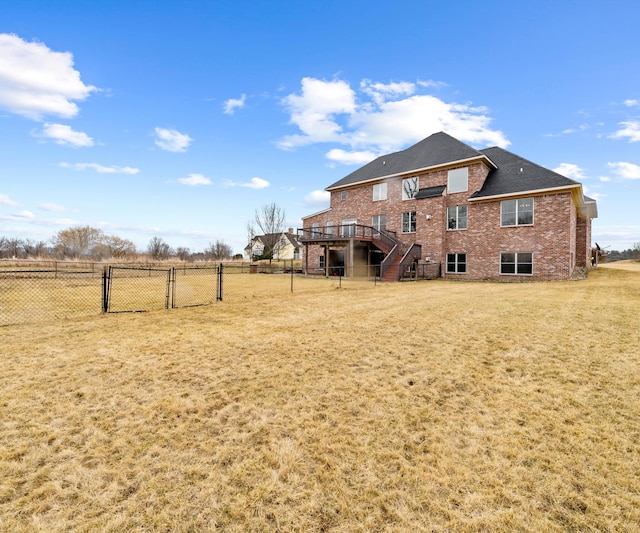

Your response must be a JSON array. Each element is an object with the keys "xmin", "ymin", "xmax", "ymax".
[{"xmin": 299, "ymin": 132, "xmax": 597, "ymax": 281}]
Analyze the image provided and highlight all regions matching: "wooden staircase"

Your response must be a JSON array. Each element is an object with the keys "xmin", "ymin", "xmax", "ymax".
[{"xmin": 380, "ymin": 254, "xmax": 403, "ymax": 281}]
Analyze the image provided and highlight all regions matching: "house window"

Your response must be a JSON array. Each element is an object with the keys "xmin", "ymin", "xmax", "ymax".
[
  {"xmin": 311, "ymin": 223, "xmax": 320, "ymax": 237},
  {"xmin": 447, "ymin": 205, "xmax": 468, "ymax": 230},
  {"xmin": 446, "ymin": 253, "xmax": 467, "ymax": 273},
  {"xmin": 500, "ymin": 252, "xmax": 533, "ymax": 275},
  {"xmin": 501, "ymin": 198, "xmax": 534, "ymax": 226},
  {"xmin": 402, "ymin": 177, "xmax": 419, "ymax": 200},
  {"xmin": 341, "ymin": 191, "xmax": 347, "ymax": 200},
  {"xmin": 342, "ymin": 218, "xmax": 357, "ymax": 237},
  {"xmin": 373, "ymin": 183, "xmax": 387, "ymax": 201},
  {"xmin": 325, "ymin": 221, "xmax": 334, "ymax": 235},
  {"xmin": 402, "ymin": 211, "xmax": 416, "ymax": 233},
  {"xmin": 319, "ymin": 255, "xmax": 325, "ymax": 269},
  {"xmin": 448, "ymin": 167, "xmax": 468, "ymax": 193},
  {"xmin": 372, "ymin": 215, "xmax": 386, "ymax": 234}
]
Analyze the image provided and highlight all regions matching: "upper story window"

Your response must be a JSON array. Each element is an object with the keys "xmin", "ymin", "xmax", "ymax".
[
  {"xmin": 340, "ymin": 191, "xmax": 347, "ymax": 200},
  {"xmin": 373, "ymin": 182, "xmax": 387, "ymax": 201},
  {"xmin": 402, "ymin": 177, "xmax": 419, "ymax": 200},
  {"xmin": 448, "ymin": 167, "xmax": 468, "ymax": 193},
  {"xmin": 311, "ymin": 223, "xmax": 320, "ymax": 237},
  {"xmin": 501, "ymin": 198, "xmax": 534, "ymax": 226},
  {"xmin": 447, "ymin": 205, "xmax": 468, "ymax": 230},
  {"xmin": 402, "ymin": 211, "xmax": 416, "ymax": 233}
]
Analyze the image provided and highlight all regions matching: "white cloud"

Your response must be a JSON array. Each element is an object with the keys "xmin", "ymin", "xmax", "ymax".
[
  {"xmin": 326, "ymin": 148, "xmax": 377, "ymax": 165},
  {"xmin": 223, "ymin": 177, "xmax": 270, "ymax": 189},
  {"xmin": 608, "ymin": 161, "xmax": 640, "ymax": 180},
  {"xmin": 609, "ymin": 121, "xmax": 640, "ymax": 142},
  {"xmin": 0, "ymin": 33, "xmax": 97, "ymax": 120},
  {"xmin": 14, "ymin": 210, "xmax": 34, "ymax": 219},
  {"xmin": 278, "ymin": 77, "xmax": 357, "ymax": 149},
  {"xmin": 304, "ymin": 189, "xmax": 330, "ymax": 206},
  {"xmin": 0, "ymin": 193, "xmax": 18, "ymax": 206},
  {"xmin": 553, "ymin": 163, "xmax": 587, "ymax": 180},
  {"xmin": 242, "ymin": 177, "xmax": 269, "ymax": 189},
  {"xmin": 154, "ymin": 127, "xmax": 193, "ymax": 152},
  {"xmin": 277, "ymin": 77, "xmax": 509, "ymax": 160},
  {"xmin": 60, "ymin": 162, "xmax": 140, "ymax": 174},
  {"xmin": 623, "ymin": 99, "xmax": 639, "ymax": 107},
  {"xmin": 598, "ymin": 176, "xmax": 611, "ymax": 182},
  {"xmin": 39, "ymin": 123, "xmax": 94, "ymax": 147},
  {"xmin": 178, "ymin": 173, "xmax": 211, "ymax": 186},
  {"xmin": 223, "ymin": 94, "xmax": 246, "ymax": 115},
  {"xmin": 39, "ymin": 202, "xmax": 66, "ymax": 211}
]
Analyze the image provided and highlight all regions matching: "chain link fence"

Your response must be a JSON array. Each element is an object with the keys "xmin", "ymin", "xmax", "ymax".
[{"xmin": 1, "ymin": 261, "xmax": 441, "ymax": 326}]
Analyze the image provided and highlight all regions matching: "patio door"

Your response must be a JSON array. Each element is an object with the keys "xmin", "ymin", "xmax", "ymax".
[{"xmin": 341, "ymin": 218, "xmax": 357, "ymax": 237}]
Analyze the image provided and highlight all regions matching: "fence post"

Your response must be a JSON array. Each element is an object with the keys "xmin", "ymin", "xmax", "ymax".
[
  {"xmin": 217, "ymin": 263, "xmax": 223, "ymax": 301},
  {"xmin": 102, "ymin": 266, "xmax": 110, "ymax": 313},
  {"xmin": 290, "ymin": 258, "xmax": 294, "ymax": 293}
]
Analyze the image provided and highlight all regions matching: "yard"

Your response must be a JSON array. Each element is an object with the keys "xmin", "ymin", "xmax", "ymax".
[{"xmin": 1, "ymin": 263, "xmax": 639, "ymax": 531}]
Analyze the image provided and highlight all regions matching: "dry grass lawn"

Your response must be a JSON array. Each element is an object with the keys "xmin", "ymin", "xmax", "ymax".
[{"xmin": 1, "ymin": 262, "xmax": 640, "ymax": 531}]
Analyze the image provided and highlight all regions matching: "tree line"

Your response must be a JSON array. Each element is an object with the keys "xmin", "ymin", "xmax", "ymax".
[{"xmin": 0, "ymin": 226, "xmax": 235, "ymax": 262}]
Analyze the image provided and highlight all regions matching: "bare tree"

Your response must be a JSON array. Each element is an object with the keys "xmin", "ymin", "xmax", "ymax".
[
  {"xmin": 52, "ymin": 226, "xmax": 105, "ymax": 259},
  {"xmin": 175, "ymin": 246, "xmax": 191, "ymax": 261},
  {"xmin": 104, "ymin": 235, "xmax": 137, "ymax": 259},
  {"xmin": 22, "ymin": 239, "xmax": 50, "ymax": 258},
  {"xmin": 252, "ymin": 202, "xmax": 286, "ymax": 262},
  {"xmin": 205, "ymin": 240, "xmax": 233, "ymax": 261},
  {"xmin": 147, "ymin": 236, "xmax": 172, "ymax": 260}
]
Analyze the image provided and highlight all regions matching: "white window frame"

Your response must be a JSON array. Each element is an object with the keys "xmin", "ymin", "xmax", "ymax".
[
  {"xmin": 373, "ymin": 182, "xmax": 387, "ymax": 201},
  {"xmin": 325, "ymin": 221, "xmax": 334, "ymax": 235},
  {"xmin": 319, "ymin": 255, "xmax": 325, "ymax": 269},
  {"xmin": 372, "ymin": 214, "xmax": 386, "ymax": 234},
  {"xmin": 402, "ymin": 177, "xmax": 419, "ymax": 200},
  {"xmin": 447, "ymin": 205, "xmax": 468, "ymax": 230},
  {"xmin": 500, "ymin": 252, "xmax": 533, "ymax": 275},
  {"xmin": 501, "ymin": 197, "xmax": 534, "ymax": 227},
  {"xmin": 402, "ymin": 211, "xmax": 416, "ymax": 233},
  {"xmin": 446, "ymin": 253, "xmax": 467, "ymax": 274},
  {"xmin": 341, "ymin": 218, "xmax": 357, "ymax": 237},
  {"xmin": 448, "ymin": 167, "xmax": 469, "ymax": 193}
]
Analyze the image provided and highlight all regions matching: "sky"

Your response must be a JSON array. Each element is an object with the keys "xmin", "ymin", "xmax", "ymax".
[{"xmin": 1, "ymin": 0, "xmax": 639, "ymax": 255}]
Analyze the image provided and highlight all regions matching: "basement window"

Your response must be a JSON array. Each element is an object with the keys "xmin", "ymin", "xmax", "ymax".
[
  {"xmin": 500, "ymin": 252, "xmax": 533, "ymax": 275},
  {"xmin": 446, "ymin": 253, "xmax": 467, "ymax": 273}
]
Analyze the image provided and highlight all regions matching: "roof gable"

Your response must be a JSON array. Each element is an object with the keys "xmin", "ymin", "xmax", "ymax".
[{"xmin": 327, "ymin": 132, "xmax": 489, "ymax": 190}]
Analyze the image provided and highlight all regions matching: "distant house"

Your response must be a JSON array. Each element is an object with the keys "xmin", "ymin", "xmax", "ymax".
[
  {"xmin": 244, "ymin": 229, "xmax": 302, "ymax": 261},
  {"xmin": 299, "ymin": 132, "xmax": 597, "ymax": 281}
]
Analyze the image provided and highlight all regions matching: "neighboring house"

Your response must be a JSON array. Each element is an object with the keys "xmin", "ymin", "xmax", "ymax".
[
  {"xmin": 299, "ymin": 132, "xmax": 597, "ymax": 281},
  {"xmin": 244, "ymin": 229, "xmax": 302, "ymax": 261}
]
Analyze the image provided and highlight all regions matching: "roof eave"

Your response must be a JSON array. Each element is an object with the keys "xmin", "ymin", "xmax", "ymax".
[{"xmin": 468, "ymin": 184, "xmax": 582, "ymax": 202}]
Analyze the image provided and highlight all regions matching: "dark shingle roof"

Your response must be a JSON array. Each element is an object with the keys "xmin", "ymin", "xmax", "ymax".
[
  {"xmin": 471, "ymin": 147, "xmax": 580, "ymax": 199},
  {"xmin": 327, "ymin": 132, "xmax": 489, "ymax": 190},
  {"xmin": 415, "ymin": 185, "xmax": 446, "ymax": 199}
]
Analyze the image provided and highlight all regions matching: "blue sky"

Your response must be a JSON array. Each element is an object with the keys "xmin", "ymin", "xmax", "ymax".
[{"xmin": 1, "ymin": 0, "xmax": 639, "ymax": 255}]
